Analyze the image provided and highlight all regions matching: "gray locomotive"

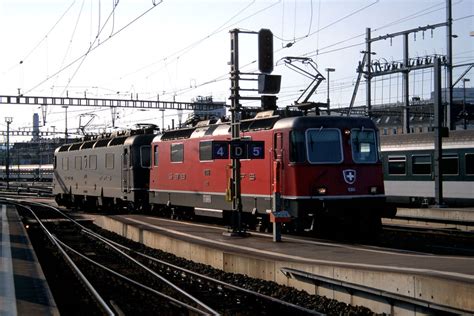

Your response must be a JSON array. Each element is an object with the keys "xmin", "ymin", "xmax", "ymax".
[{"xmin": 53, "ymin": 126, "xmax": 156, "ymax": 211}]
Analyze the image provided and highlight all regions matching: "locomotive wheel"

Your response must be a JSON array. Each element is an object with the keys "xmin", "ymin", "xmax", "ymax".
[
  {"xmin": 348, "ymin": 212, "xmax": 382, "ymax": 241},
  {"xmin": 315, "ymin": 214, "xmax": 336, "ymax": 238},
  {"xmin": 256, "ymin": 215, "xmax": 271, "ymax": 232},
  {"xmin": 127, "ymin": 202, "xmax": 136, "ymax": 213}
]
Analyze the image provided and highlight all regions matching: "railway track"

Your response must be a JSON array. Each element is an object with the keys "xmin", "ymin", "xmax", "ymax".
[
  {"xmin": 3, "ymin": 194, "xmax": 473, "ymax": 256},
  {"xmin": 0, "ymin": 182, "xmax": 53, "ymax": 197},
  {"xmin": 377, "ymin": 223, "xmax": 474, "ymax": 256},
  {"xmin": 3, "ymin": 197, "xmax": 473, "ymax": 314},
  {"xmin": 6, "ymin": 199, "xmax": 347, "ymax": 315}
]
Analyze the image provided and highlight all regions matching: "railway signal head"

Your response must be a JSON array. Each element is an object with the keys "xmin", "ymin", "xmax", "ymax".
[{"xmin": 258, "ymin": 29, "xmax": 274, "ymax": 74}]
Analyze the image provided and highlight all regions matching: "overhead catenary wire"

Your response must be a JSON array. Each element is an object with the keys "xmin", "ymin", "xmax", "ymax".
[
  {"xmin": 83, "ymin": 0, "xmax": 465, "ymax": 106},
  {"xmin": 5, "ymin": 1, "xmax": 471, "ymax": 134},
  {"xmin": 302, "ymin": 0, "xmax": 463, "ymax": 59},
  {"xmin": 60, "ymin": 0, "xmax": 121, "ymax": 96},
  {"xmin": 119, "ymin": 0, "xmax": 278, "ymax": 82},
  {"xmin": 3, "ymin": 0, "xmax": 76, "ymax": 76},
  {"xmin": 51, "ymin": 0, "xmax": 87, "ymax": 98},
  {"xmin": 24, "ymin": 1, "xmax": 163, "ymax": 95}
]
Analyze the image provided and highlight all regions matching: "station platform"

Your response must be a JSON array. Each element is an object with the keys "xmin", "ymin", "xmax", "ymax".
[
  {"xmin": 0, "ymin": 204, "xmax": 59, "ymax": 316},
  {"xmin": 396, "ymin": 206, "xmax": 474, "ymax": 222},
  {"xmin": 93, "ymin": 213, "xmax": 474, "ymax": 315},
  {"xmin": 386, "ymin": 206, "xmax": 474, "ymax": 231}
]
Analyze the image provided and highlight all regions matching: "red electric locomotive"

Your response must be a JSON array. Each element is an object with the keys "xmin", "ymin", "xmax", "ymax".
[{"xmin": 149, "ymin": 111, "xmax": 393, "ymax": 235}]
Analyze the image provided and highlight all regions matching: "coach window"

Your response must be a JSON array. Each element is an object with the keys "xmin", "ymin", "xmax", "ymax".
[
  {"xmin": 89, "ymin": 155, "xmax": 97, "ymax": 170},
  {"xmin": 171, "ymin": 143, "xmax": 184, "ymax": 163},
  {"xmin": 105, "ymin": 153, "xmax": 114, "ymax": 169},
  {"xmin": 289, "ymin": 131, "xmax": 305, "ymax": 163},
  {"xmin": 466, "ymin": 153, "xmax": 474, "ymax": 175},
  {"xmin": 388, "ymin": 155, "xmax": 406, "ymax": 175},
  {"xmin": 153, "ymin": 145, "xmax": 159, "ymax": 166},
  {"xmin": 199, "ymin": 141, "xmax": 212, "ymax": 161},
  {"xmin": 442, "ymin": 153, "xmax": 458, "ymax": 175},
  {"xmin": 351, "ymin": 129, "xmax": 377, "ymax": 163},
  {"xmin": 412, "ymin": 155, "xmax": 431, "ymax": 175},
  {"xmin": 140, "ymin": 146, "xmax": 151, "ymax": 168},
  {"xmin": 306, "ymin": 128, "xmax": 342, "ymax": 163},
  {"xmin": 75, "ymin": 156, "xmax": 82, "ymax": 170}
]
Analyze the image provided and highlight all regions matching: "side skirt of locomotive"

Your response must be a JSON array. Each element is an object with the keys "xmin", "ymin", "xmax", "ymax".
[
  {"xmin": 55, "ymin": 189, "xmax": 150, "ymax": 213},
  {"xmin": 149, "ymin": 189, "xmax": 392, "ymax": 237},
  {"xmin": 148, "ymin": 189, "xmax": 272, "ymax": 228}
]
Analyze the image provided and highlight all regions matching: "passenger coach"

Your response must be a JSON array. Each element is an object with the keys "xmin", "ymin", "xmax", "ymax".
[{"xmin": 381, "ymin": 130, "xmax": 474, "ymax": 206}]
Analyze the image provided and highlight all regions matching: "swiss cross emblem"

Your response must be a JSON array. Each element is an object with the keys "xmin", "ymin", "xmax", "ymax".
[{"xmin": 343, "ymin": 169, "xmax": 356, "ymax": 184}]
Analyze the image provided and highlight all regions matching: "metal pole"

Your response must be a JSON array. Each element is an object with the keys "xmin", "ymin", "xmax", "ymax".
[
  {"xmin": 226, "ymin": 29, "xmax": 246, "ymax": 237},
  {"xmin": 160, "ymin": 109, "xmax": 165, "ymax": 131},
  {"xmin": 5, "ymin": 117, "xmax": 13, "ymax": 190},
  {"xmin": 365, "ymin": 28, "xmax": 372, "ymax": 117},
  {"xmin": 403, "ymin": 33, "xmax": 410, "ymax": 134},
  {"xmin": 463, "ymin": 78, "xmax": 470, "ymax": 129},
  {"xmin": 433, "ymin": 58, "xmax": 444, "ymax": 206},
  {"xmin": 325, "ymin": 68, "xmax": 335, "ymax": 115},
  {"xmin": 446, "ymin": 0, "xmax": 453, "ymax": 130},
  {"xmin": 62, "ymin": 105, "xmax": 68, "ymax": 143}
]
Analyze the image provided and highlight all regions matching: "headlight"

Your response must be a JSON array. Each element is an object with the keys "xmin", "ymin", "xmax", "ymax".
[
  {"xmin": 317, "ymin": 187, "xmax": 327, "ymax": 195},
  {"xmin": 370, "ymin": 186, "xmax": 378, "ymax": 194}
]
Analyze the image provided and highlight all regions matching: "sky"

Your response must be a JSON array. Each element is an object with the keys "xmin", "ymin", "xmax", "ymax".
[{"xmin": 0, "ymin": 0, "xmax": 472, "ymax": 141}]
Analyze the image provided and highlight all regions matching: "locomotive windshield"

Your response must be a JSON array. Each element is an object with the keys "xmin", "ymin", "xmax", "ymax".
[
  {"xmin": 351, "ymin": 129, "xmax": 377, "ymax": 163},
  {"xmin": 306, "ymin": 128, "xmax": 343, "ymax": 163}
]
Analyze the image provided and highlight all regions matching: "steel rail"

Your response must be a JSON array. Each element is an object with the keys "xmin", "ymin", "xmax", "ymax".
[
  {"xmin": 53, "ymin": 237, "xmax": 207, "ymax": 315},
  {"xmin": 23, "ymin": 200, "xmax": 220, "ymax": 316},
  {"xmin": 27, "ymin": 200, "xmax": 323, "ymax": 315},
  {"xmin": 127, "ymin": 245, "xmax": 324, "ymax": 315},
  {"xmin": 1, "ymin": 199, "xmax": 115, "ymax": 315},
  {"xmin": 281, "ymin": 267, "xmax": 472, "ymax": 315},
  {"xmin": 74, "ymin": 220, "xmax": 324, "ymax": 315}
]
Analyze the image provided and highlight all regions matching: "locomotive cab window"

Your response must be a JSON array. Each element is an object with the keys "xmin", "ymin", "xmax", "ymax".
[
  {"xmin": 442, "ymin": 153, "xmax": 458, "ymax": 175},
  {"xmin": 171, "ymin": 143, "xmax": 184, "ymax": 163},
  {"xmin": 290, "ymin": 131, "xmax": 306, "ymax": 163},
  {"xmin": 388, "ymin": 155, "xmax": 406, "ymax": 175},
  {"xmin": 412, "ymin": 155, "xmax": 431, "ymax": 175},
  {"xmin": 306, "ymin": 128, "xmax": 342, "ymax": 163},
  {"xmin": 153, "ymin": 145, "xmax": 159, "ymax": 167},
  {"xmin": 140, "ymin": 145, "xmax": 151, "ymax": 168},
  {"xmin": 351, "ymin": 129, "xmax": 377, "ymax": 163},
  {"xmin": 123, "ymin": 149, "xmax": 129, "ymax": 167},
  {"xmin": 199, "ymin": 141, "xmax": 213, "ymax": 161}
]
